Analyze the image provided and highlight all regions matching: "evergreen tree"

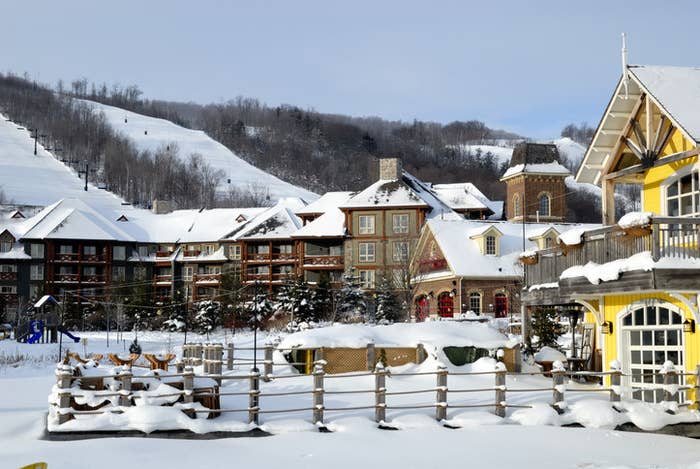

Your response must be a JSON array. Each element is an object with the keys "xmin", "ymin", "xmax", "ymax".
[
  {"xmin": 193, "ymin": 300, "xmax": 222, "ymax": 337},
  {"xmin": 248, "ymin": 283, "xmax": 274, "ymax": 329},
  {"xmin": 530, "ymin": 308, "xmax": 565, "ymax": 351},
  {"xmin": 276, "ymin": 277, "xmax": 316, "ymax": 326},
  {"xmin": 312, "ymin": 272, "xmax": 333, "ymax": 321},
  {"xmin": 163, "ymin": 290, "xmax": 189, "ymax": 332},
  {"xmin": 334, "ymin": 268, "xmax": 367, "ymax": 322},
  {"xmin": 375, "ymin": 276, "xmax": 402, "ymax": 323}
]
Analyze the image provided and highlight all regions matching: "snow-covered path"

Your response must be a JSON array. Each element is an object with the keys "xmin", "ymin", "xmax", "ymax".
[{"xmin": 2, "ymin": 331, "xmax": 700, "ymax": 469}]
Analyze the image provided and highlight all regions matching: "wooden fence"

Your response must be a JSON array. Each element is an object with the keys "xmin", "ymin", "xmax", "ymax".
[{"xmin": 50, "ymin": 357, "xmax": 700, "ymax": 429}]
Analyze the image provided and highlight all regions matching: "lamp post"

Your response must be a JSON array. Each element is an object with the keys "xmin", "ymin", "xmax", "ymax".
[{"xmin": 566, "ymin": 305, "xmax": 584, "ymax": 358}]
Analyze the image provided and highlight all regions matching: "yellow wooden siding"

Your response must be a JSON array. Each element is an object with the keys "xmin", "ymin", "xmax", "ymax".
[
  {"xmin": 642, "ymin": 129, "xmax": 698, "ymax": 214},
  {"xmin": 585, "ymin": 291, "xmax": 698, "ymax": 401}
]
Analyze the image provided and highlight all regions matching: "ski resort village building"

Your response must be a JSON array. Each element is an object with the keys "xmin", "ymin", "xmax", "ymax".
[{"xmin": 521, "ymin": 64, "xmax": 700, "ymax": 402}]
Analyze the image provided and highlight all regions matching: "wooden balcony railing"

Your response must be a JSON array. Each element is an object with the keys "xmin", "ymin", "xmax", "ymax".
[
  {"xmin": 194, "ymin": 273, "xmax": 222, "ymax": 284},
  {"xmin": 0, "ymin": 272, "xmax": 17, "ymax": 281},
  {"xmin": 246, "ymin": 252, "xmax": 296, "ymax": 262},
  {"xmin": 55, "ymin": 253, "xmax": 79, "ymax": 262},
  {"xmin": 55, "ymin": 273, "xmax": 80, "ymax": 283},
  {"xmin": 303, "ymin": 255, "xmax": 344, "ymax": 267},
  {"xmin": 82, "ymin": 275, "xmax": 107, "ymax": 284},
  {"xmin": 155, "ymin": 251, "xmax": 172, "ymax": 259},
  {"xmin": 153, "ymin": 274, "xmax": 173, "ymax": 284},
  {"xmin": 182, "ymin": 249, "xmax": 201, "ymax": 258},
  {"xmin": 525, "ymin": 217, "xmax": 700, "ymax": 287},
  {"xmin": 245, "ymin": 273, "xmax": 295, "ymax": 282}
]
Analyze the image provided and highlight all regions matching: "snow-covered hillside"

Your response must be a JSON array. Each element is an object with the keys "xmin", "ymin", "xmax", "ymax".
[
  {"xmin": 454, "ymin": 137, "xmax": 586, "ymax": 167},
  {"xmin": 0, "ymin": 115, "xmax": 126, "ymax": 209},
  {"xmin": 82, "ymin": 100, "xmax": 318, "ymax": 201}
]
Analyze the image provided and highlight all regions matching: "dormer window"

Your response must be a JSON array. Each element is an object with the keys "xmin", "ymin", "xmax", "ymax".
[
  {"xmin": 485, "ymin": 235, "xmax": 497, "ymax": 255},
  {"xmin": 236, "ymin": 214, "xmax": 247, "ymax": 223},
  {"xmin": 10, "ymin": 210, "xmax": 25, "ymax": 219},
  {"xmin": 116, "ymin": 214, "xmax": 129, "ymax": 222}
]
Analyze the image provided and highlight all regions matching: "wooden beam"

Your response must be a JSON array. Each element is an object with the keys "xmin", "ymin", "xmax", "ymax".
[
  {"xmin": 632, "ymin": 119, "xmax": 647, "ymax": 152},
  {"xmin": 604, "ymin": 147, "xmax": 700, "ymax": 180},
  {"xmin": 653, "ymin": 119, "xmax": 674, "ymax": 155},
  {"xmin": 646, "ymin": 97, "xmax": 654, "ymax": 154},
  {"xmin": 600, "ymin": 94, "xmax": 646, "ymax": 180},
  {"xmin": 652, "ymin": 115, "xmax": 666, "ymax": 154},
  {"xmin": 602, "ymin": 179, "xmax": 615, "ymax": 225},
  {"xmin": 624, "ymin": 137, "xmax": 644, "ymax": 160}
]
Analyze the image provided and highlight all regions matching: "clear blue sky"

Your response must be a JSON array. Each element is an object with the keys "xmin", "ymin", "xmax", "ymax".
[{"xmin": 3, "ymin": 0, "xmax": 699, "ymax": 138}]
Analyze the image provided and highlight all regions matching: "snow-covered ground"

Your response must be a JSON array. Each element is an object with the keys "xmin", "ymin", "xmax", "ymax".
[
  {"xmin": 83, "ymin": 100, "xmax": 318, "ymax": 201},
  {"xmin": 2, "ymin": 328, "xmax": 700, "ymax": 469}
]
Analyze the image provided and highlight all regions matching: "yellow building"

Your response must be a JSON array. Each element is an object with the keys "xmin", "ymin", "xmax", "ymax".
[{"xmin": 523, "ymin": 64, "xmax": 700, "ymax": 403}]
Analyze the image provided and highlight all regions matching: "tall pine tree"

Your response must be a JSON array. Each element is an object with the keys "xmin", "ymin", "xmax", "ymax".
[
  {"xmin": 375, "ymin": 276, "xmax": 402, "ymax": 323},
  {"xmin": 334, "ymin": 268, "xmax": 367, "ymax": 322}
]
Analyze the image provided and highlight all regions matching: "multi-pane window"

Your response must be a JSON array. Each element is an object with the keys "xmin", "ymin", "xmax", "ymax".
[
  {"xmin": 183, "ymin": 266, "xmax": 194, "ymax": 280},
  {"xmin": 278, "ymin": 244, "xmax": 293, "ymax": 254},
  {"xmin": 30, "ymin": 264, "xmax": 44, "ymax": 280},
  {"xmin": 513, "ymin": 194, "xmax": 521, "ymax": 217},
  {"xmin": 59, "ymin": 245, "xmax": 73, "ymax": 254},
  {"xmin": 469, "ymin": 292, "xmax": 482, "ymax": 314},
  {"xmin": 204, "ymin": 245, "xmax": 215, "ymax": 255},
  {"xmin": 393, "ymin": 241, "xmax": 409, "ymax": 262},
  {"xmin": 0, "ymin": 285, "xmax": 17, "ymax": 294},
  {"xmin": 392, "ymin": 214, "xmax": 409, "ymax": 234},
  {"xmin": 666, "ymin": 171, "xmax": 700, "ymax": 216},
  {"xmin": 485, "ymin": 236, "xmax": 497, "ymax": 255},
  {"xmin": 538, "ymin": 194, "xmax": 550, "ymax": 217},
  {"xmin": 112, "ymin": 266, "xmax": 126, "ymax": 281},
  {"xmin": 359, "ymin": 269, "xmax": 375, "ymax": 289},
  {"xmin": 0, "ymin": 264, "xmax": 16, "ymax": 272},
  {"xmin": 113, "ymin": 246, "xmax": 126, "ymax": 260},
  {"xmin": 83, "ymin": 245, "xmax": 97, "ymax": 255},
  {"xmin": 358, "ymin": 215, "xmax": 375, "ymax": 235},
  {"xmin": 392, "ymin": 269, "xmax": 407, "ymax": 288},
  {"xmin": 138, "ymin": 246, "xmax": 150, "ymax": 258},
  {"xmin": 83, "ymin": 266, "xmax": 97, "ymax": 276},
  {"xmin": 359, "ymin": 242, "xmax": 376, "ymax": 262},
  {"xmin": 0, "ymin": 241, "xmax": 11, "ymax": 253},
  {"xmin": 229, "ymin": 245, "xmax": 241, "ymax": 260},
  {"xmin": 30, "ymin": 244, "xmax": 44, "ymax": 258},
  {"xmin": 207, "ymin": 266, "xmax": 222, "ymax": 275}
]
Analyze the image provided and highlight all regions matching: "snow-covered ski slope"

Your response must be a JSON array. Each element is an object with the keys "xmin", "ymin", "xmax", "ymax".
[
  {"xmin": 82, "ymin": 99, "xmax": 318, "ymax": 201},
  {"xmin": 0, "ymin": 115, "xmax": 126, "ymax": 209},
  {"xmin": 455, "ymin": 137, "xmax": 586, "ymax": 166}
]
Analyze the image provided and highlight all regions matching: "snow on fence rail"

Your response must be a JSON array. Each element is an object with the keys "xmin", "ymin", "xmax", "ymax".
[{"xmin": 48, "ymin": 353, "xmax": 700, "ymax": 431}]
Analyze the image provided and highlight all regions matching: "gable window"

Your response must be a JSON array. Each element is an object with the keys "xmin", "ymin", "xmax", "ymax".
[
  {"xmin": 469, "ymin": 292, "xmax": 482, "ymax": 314},
  {"xmin": 358, "ymin": 215, "xmax": 375, "ymax": 235},
  {"xmin": 359, "ymin": 269, "xmax": 375, "ymax": 289},
  {"xmin": 538, "ymin": 193, "xmax": 550, "ymax": 217},
  {"xmin": 513, "ymin": 194, "xmax": 521, "ymax": 217},
  {"xmin": 393, "ymin": 241, "xmax": 409, "ymax": 262},
  {"xmin": 31, "ymin": 244, "xmax": 44, "ymax": 258},
  {"xmin": 392, "ymin": 214, "xmax": 409, "ymax": 234},
  {"xmin": 0, "ymin": 241, "xmax": 10, "ymax": 253},
  {"xmin": 485, "ymin": 235, "xmax": 497, "ymax": 256},
  {"xmin": 666, "ymin": 171, "xmax": 700, "ymax": 217},
  {"xmin": 359, "ymin": 242, "xmax": 375, "ymax": 262},
  {"xmin": 544, "ymin": 236, "xmax": 554, "ymax": 248}
]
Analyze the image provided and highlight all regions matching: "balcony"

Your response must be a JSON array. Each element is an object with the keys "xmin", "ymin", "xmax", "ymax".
[
  {"xmin": 82, "ymin": 254, "xmax": 106, "ymax": 263},
  {"xmin": 182, "ymin": 249, "xmax": 201, "ymax": 258},
  {"xmin": 245, "ymin": 273, "xmax": 295, "ymax": 283},
  {"xmin": 303, "ymin": 255, "xmax": 344, "ymax": 268},
  {"xmin": 523, "ymin": 217, "xmax": 700, "ymax": 304},
  {"xmin": 193, "ymin": 273, "xmax": 222, "ymax": 285},
  {"xmin": 54, "ymin": 253, "xmax": 79, "ymax": 263},
  {"xmin": 246, "ymin": 252, "xmax": 296, "ymax": 263},
  {"xmin": 153, "ymin": 274, "xmax": 173, "ymax": 286},
  {"xmin": 82, "ymin": 275, "xmax": 107, "ymax": 284},
  {"xmin": 0, "ymin": 272, "xmax": 17, "ymax": 281},
  {"xmin": 55, "ymin": 273, "xmax": 80, "ymax": 283}
]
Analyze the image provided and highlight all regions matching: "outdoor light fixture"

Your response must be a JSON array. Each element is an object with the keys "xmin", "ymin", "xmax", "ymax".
[
  {"xmin": 683, "ymin": 318, "xmax": 696, "ymax": 334},
  {"xmin": 601, "ymin": 321, "xmax": 613, "ymax": 335}
]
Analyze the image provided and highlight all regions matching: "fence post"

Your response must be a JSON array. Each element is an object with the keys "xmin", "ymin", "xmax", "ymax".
[
  {"xmin": 264, "ymin": 345, "xmax": 273, "ymax": 381},
  {"xmin": 609, "ymin": 360, "xmax": 622, "ymax": 403},
  {"xmin": 416, "ymin": 343, "xmax": 426, "ymax": 364},
  {"xmin": 202, "ymin": 343, "xmax": 211, "ymax": 374},
  {"xmin": 436, "ymin": 365, "xmax": 448, "ymax": 422},
  {"xmin": 494, "ymin": 362, "xmax": 506, "ymax": 418},
  {"xmin": 182, "ymin": 366, "xmax": 195, "ymax": 418},
  {"xmin": 662, "ymin": 361, "xmax": 678, "ymax": 410},
  {"xmin": 227, "ymin": 343, "xmax": 234, "ymax": 370},
  {"xmin": 118, "ymin": 368, "xmax": 133, "ymax": 407},
  {"xmin": 312, "ymin": 360, "xmax": 325, "ymax": 425},
  {"xmin": 695, "ymin": 364, "xmax": 700, "ymax": 409},
  {"xmin": 176, "ymin": 361, "xmax": 184, "ymax": 373},
  {"xmin": 249, "ymin": 368, "xmax": 261, "ymax": 425},
  {"xmin": 551, "ymin": 361, "xmax": 566, "ymax": 413},
  {"xmin": 375, "ymin": 362, "xmax": 387, "ymax": 423},
  {"xmin": 56, "ymin": 365, "xmax": 73, "ymax": 424},
  {"xmin": 366, "ymin": 343, "xmax": 376, "ymax": 371}
]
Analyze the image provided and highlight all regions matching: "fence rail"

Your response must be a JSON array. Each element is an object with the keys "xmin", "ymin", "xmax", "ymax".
[
  {"xmin": 525, "ymin": 217, "xmax": 700, "ymax": 286},
  {"xmin": 50, "ymin": 356, "xmax": 700, "ymax": 429}
]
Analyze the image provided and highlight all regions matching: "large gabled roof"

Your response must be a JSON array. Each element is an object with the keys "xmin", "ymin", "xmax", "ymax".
[
  {"xmin": 225, "ymin": 198, "xmax": 305, "ymax": 241},
  {"xmin": 577, "ymin": 65, "xmax": 700, "ymax": 185}
]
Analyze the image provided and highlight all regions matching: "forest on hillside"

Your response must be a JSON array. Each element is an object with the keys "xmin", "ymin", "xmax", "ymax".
[{"xmin": 0, "ymin": 73, "xmax": 602, "ymax": 220}]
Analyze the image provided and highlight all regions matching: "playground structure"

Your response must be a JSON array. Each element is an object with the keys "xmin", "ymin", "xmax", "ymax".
[{"xmin": 15, "ymin": 295, "xmax": 80, "ymax": 344}]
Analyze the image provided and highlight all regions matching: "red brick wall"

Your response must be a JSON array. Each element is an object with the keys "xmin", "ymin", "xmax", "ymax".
[{"xmin": 505, "ymin": 174, "xmax": 567, "ymax": 222}]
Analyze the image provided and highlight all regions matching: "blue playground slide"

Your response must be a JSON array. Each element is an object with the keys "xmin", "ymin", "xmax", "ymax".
[
  {"xmin": 26, "ymin": 320, "xmax": 44, "ymax": 344},
  {"xmin": 57, "ymin": 326, "xmax": 80, "ymax": 343}
]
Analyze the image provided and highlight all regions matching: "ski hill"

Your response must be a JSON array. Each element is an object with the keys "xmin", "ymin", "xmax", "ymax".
[
  {"xmin": 82, "ymin": 100, "xmax": 318, "ymax": 202},
  {"xmin": 455, "ymin": 137, "xmax": 586, "ymax": 167}
]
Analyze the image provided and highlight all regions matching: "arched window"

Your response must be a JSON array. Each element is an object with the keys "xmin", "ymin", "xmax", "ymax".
[
  {"xmin": 437, "ymin": 292, "xmax": 454, "ymax": 318},
  {"xmin": 468, "ymin": 292, "xmax": 481, "ymax": 314},
  {"xmin": 494, "ymin": 293, "xmax": 507, "ymax": 318},
  {"xmin": 538, "ymin": 193, "xmax": 550, "ymax": 217},
  {"xmin": 415, "ymin": 295, "xmax": 430, "ymax": 321},
  {"xmin": 666, "ymin": 170, "xmax": 700, "ymax": 217},
  {"xmin": 513, "ymin": 194, "xmax": 521, "ymax": 217}
]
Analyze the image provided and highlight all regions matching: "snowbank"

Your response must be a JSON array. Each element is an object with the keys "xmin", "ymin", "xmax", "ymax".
[
  {"xmin": 533, "ymin": 347, "xmax": 566, "ymax": 363},
  {"xmin": 618, "ymin": 211, "xmax": 653, "ymax": 229},
  {"xmin": 557, "ymin": 227, "xmax": 587, "ymax": 246},
  {"xmin": 277, "ymin": 322, "xmax": 515, "ymax": 351}
]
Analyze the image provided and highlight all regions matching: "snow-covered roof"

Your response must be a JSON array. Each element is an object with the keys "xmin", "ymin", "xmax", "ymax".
[
  {"xmin": 277, "ymin": 321, "xmax": 514, "ymax": 350},
  {"xmin": 292, "ymin": 208, "xmax": 346, "ymax": 238},
  {"xmin": 424, "ymin": 219, "xmax": 597, "ymax": 278},
  {"xmin": 430, "ymin": 183, "xmax": 489, "ymax": 211},
  {"xmin": 0, "ymin": 243, "xmax": 30, "ymax": 260},
  {"xmin": 226, "ymin": 198, "xmax": 305, "ymax": 241},
  {"xmin": 295, "ymin": 192, "xmax": 352, "ymax": 216},
  {"xmin": 501, "ymin": 162, "xmax": 571, "ymax": 180},
  {"xmin": 577, "ymin": 65, "xmax": 700, "ymax": 185},
  {"xmin": 340, "ymin": 179, "xmax": 429, "ymax": 209}
]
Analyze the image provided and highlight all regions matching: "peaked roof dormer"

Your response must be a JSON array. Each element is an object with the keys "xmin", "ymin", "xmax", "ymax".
[
  {"xmin": 10, "ymin": 210, "xmax": 25, "ymax": 219},
  {"xmin": 116, "ymin": 214, "xmax": 129, "ymax": 222}
]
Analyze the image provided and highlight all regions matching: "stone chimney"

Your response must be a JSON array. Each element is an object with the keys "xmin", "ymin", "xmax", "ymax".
[
  {"xmin": 152, "ymin": 199, "xmax": 172, "ymax": 214},
  {"xmin": 378, "ymin": 158, "xmax": 403, "ymax": 181}
]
